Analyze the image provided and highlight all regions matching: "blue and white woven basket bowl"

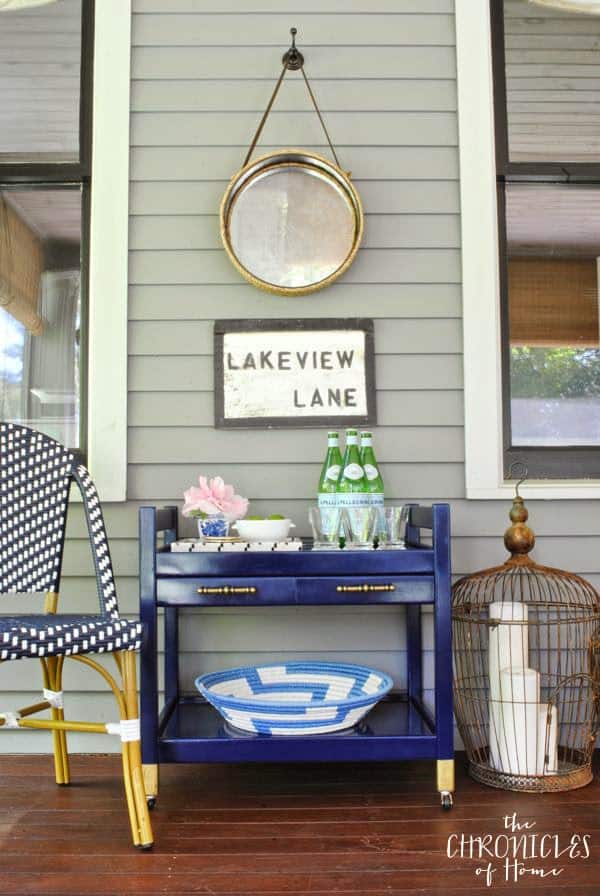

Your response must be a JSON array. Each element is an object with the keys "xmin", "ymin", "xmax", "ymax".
[{"xmin": 195, "ymin": 661, "xmax": 393, "ymax": 735}]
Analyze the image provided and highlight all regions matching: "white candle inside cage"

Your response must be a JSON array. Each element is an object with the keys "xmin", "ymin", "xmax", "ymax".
[
  {"xmin": 489, "ymin": 700, "xmax": 505, "ymax": 772},
  {"xmin": 537, "ymin": 703, "xmax": 558, "ymax": 775},
  {"xmin": 488, "ymin": 602, "xmax": 529, "ymax": 769},
  {"xmin": 488, "ymin": 601, "xmax": 529, "ymax": 702},
  {"xmin": 494, "ymin": 666, "xmax": 540, "ymax": 776}
]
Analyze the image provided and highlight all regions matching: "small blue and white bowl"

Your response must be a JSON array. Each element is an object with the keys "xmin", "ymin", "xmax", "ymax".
[{"xmin": 195, "ymin": 661, "xmax": 393, "ymax": 735}]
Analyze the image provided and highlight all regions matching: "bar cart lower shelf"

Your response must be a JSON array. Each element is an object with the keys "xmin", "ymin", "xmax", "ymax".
[
  {"xmin": 160, "ymin": 693, "xmax": 436, "ymax": 762},
  {"xmin": 139, "ymin": 504, "xmax": 454, "ymax": 811}
]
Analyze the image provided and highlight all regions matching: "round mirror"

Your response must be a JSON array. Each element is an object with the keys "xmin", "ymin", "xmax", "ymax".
[{"xmin": 220, "ymin": 150, "xmax": 363, "ymax": 296}]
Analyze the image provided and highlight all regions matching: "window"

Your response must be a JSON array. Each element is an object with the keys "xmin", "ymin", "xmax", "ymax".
[
  {"xmin": 492, "ymin": 0, "xmax": 600, "ymax": 478},
  {"xmin": 0, "ymin": 1, "xmax": 131, "ymax": 500},
  {"xmin": 456, "ymin": 0, "xmax": 600, "ymax": 498},
  {"xmin": 0, "ymin": 0, "xmax": 90, "ymax": 452}
]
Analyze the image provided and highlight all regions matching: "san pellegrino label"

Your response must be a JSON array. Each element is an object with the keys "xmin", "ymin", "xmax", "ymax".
[
  {"xmin": 318, "ymin": 493, "xmax": 338, "ymax": 508},
  {"xmin": 318, "ymin": 491, "xmax": 341, "ymax": 536},
  {"xmin": 318, "ymin": 431, "xmax": 343, "ymax": 535},
  {"xmin": 337, "ymin": 491, "xmax": 370, "ymax": 508},
  {"xmin": 342, "ymin": 463, "xmax": 363, "ymax": 481},
  {"xmin": 337, "ymin": 429, "xmax": 368, "ymax": 505}
]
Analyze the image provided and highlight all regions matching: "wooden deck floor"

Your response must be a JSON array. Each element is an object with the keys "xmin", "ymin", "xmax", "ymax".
[{"xmin": 0, "ymin": 753, "xmax": 599, "ymax": 895}]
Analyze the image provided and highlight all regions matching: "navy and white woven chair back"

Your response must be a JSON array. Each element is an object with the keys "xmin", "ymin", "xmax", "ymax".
[
  {"xmin": 0, "ymin": 423, "xmax": 119, "ymax": 617},
  {"xmin": 73, "ymin": 463, "xmax": 119, "ymax": 618},
  {"xmin": 0, "ymin": 423, "xmax": 73, "ymax": 594}
]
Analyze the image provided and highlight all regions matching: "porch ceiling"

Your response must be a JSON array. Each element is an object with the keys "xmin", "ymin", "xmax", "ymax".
[
  {"xmin": 507, "ymin": 184, "xmax": 600, "ymax": 257},
  {"xmin": 3, "ymin": 189, "xmax": 81, "ymax": 244},
  {"xmin": 0, "ymin": 0, "xmax": 81, "ymax": 160}
]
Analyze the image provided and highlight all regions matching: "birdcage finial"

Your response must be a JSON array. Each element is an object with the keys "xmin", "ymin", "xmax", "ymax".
[{"xmin": 504, "ymin": 462, "xmax": 535, "ymax": 560}]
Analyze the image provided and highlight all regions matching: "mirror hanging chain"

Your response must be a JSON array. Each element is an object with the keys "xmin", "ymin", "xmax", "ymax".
[{"xmin": 242, "ymin": 28, "xmax": 343, "ymax": 171}]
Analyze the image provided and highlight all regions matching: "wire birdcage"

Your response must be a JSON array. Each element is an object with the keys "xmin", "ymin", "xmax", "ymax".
[{"xmin": 452, "ymin": 468, "xmax": 600, "ymax": 792}]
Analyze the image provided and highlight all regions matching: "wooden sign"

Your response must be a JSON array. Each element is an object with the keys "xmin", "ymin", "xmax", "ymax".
[{"xmin": 214, "ymin": 319, "xmax": 376, "ymax": 428}]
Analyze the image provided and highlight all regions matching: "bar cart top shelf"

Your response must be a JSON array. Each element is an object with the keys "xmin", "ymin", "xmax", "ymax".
[{"xmin": 155, "ymin": 504, "xmax": 449, "ymax": 584}]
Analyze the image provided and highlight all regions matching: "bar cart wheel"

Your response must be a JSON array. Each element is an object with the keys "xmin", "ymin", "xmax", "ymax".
[
  {"xmin": 440, "ymin": 791, "xmax": 453, "ymax": 810},
  {"xmin": 146, "ymin": 797, "xmax": 157, "ymax": 810}
]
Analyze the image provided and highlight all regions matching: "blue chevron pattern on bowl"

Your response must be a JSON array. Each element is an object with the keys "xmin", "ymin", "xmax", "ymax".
[{"xmin": 195, "ymin": 661, "xmax": 393, "ymax": 735}]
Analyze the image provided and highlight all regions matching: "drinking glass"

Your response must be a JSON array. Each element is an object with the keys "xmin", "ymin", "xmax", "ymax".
[
  {"xmin": 343, "ymin": 506, "xmax": 378, "ymax": 548},
  {"xmin": 382, "ymin": 505, "xmax": 410, "ymax": 545},
  {"xmin": 308, "ymin": 506, "xmax": 342, "ymax": 548}
]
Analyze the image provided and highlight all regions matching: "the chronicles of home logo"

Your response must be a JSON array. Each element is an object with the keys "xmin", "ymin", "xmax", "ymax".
[{"xmin": 446, "ymin": 812, "xmax": 590, "ymax": 887}]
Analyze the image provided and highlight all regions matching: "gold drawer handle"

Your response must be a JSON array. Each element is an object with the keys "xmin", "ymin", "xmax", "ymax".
[
  {"xmin": 197, "ymin": 586, "xmax": 257, "ymax": 595},
  {"xmin": 336, "ymin": 584, "xmax": 395, "ymax": 593}
]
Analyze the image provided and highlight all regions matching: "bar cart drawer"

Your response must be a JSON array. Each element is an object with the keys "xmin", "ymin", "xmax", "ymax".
[
  {"xmin": 296, "ymin": 576, "xmax": 434, "ymax": 605},
  {"xmin": 156, "ymin": 576, "xmax": 296, "ymax": 607}
]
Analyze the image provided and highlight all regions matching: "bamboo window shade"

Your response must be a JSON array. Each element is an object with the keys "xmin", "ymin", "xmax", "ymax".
[
  {"xmin": 508, "ymin": 258, "xmax": 599, "ymax": 347},
  {"xmin": 0, "ymin": 196, "xmax": 44, "ymax": 336}
]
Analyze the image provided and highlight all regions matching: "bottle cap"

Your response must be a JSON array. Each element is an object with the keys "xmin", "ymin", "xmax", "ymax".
[
  {"xmin": 360, "ymin": 431, "xmax": 372, "ymax": 438},
  {"xmin": 327, "ymin": 431, "xmax": 339, "ymax": 438},
  {"xmin": 345, "ymin": 428, "xmax": 358, "ymax": 435}
]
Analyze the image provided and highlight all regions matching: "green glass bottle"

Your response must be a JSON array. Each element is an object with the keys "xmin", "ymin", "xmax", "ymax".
[
  {"xmin": 360, "ymin": 431, "xmax": 385, "ymax": 533},
  {"xmin": 318, "ymin": 431, "xmax": 342, "ymax": 535},
  {"xmin": 336, "ymin": 428, "xmax": 368, "ymax": 508}
]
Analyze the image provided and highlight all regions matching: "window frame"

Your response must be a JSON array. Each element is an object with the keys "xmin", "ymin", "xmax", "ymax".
[
  {"xmin": 0, "ymin": 0, "xmax": 130, "ymax": 501},
  {"xmin": 86, "ymin": 0, "xmax": 130, "ymax": 501},
  {"xmin": 456, "ymin": 0, "xmax": 600, "ymax": 499},
  {"xmin": 492, "ymin": 1, "xmax": 600, "ymax": 479}
]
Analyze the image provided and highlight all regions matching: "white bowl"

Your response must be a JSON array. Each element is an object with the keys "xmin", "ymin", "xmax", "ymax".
[{"xmin": 233, "ymin": 518, "xmax": 295, "ymax": 542}]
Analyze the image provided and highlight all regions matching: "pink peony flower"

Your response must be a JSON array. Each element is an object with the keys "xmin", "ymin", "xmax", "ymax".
[{"xmin": 182, "ymin": 475, "xmax": 248, "ymax": 521}]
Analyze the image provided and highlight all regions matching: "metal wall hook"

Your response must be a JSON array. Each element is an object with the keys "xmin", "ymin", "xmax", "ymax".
[
  {"xmin": 508, "ymin": 460, "xmax": 528, "ymax": 498},
  {"xmin": 244, "ymin": 25, "xmax": 341, "ymax": 169},
  {"xmin": 282, "ymin": 27, "xmax": 304, "ymax": 70}
]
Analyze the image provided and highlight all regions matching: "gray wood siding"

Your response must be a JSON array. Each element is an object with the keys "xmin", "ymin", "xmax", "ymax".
[{"xmin": 4, "ymin": 0, "xmax": 600, "ymax": 754}]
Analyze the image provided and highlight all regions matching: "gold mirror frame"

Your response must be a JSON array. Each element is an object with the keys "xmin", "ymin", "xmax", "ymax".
[{"xmin": 220, "ymin": 149, "xmax": 364, "ymax": 297}]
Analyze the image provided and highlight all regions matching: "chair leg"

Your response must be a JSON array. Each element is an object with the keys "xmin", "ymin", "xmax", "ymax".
[
  {"xmin": 121, "ymin": 650, "xmax": 153, "ymax": 849},
  {"xmin": 40, "ymin": 657, "xmax": 70, "ymax": 786},
  {"xmin": 16, "ymin": 650, "xmax": 153, "ymax": 850},
  {"xmin": 68, "ymin": 652, "xmax": 154, "ymax": 849},
  {"xmin": 48, "ymin": 656, "xmax": 70, "ymax": 785},
  {"xmin": 43, "ymin": 592, "xmax": 70, "ymax": 785}
]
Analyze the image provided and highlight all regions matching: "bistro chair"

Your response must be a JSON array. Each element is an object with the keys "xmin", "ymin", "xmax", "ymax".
[{"xmin": 0, "ymin": 422, "xmax": 152, "ymax": 848}]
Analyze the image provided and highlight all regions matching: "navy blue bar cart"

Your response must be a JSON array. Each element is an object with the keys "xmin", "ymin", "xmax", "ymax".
[{"xmin": 139, "ymin": 503, "xmax": 454, "ymax": 809}]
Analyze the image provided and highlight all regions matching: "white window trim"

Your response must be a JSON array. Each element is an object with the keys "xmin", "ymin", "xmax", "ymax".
[
  {"xmin": 85, "ymin": 0, "xmax": 131, "ymax": 502},
  {"xmin": 456, "ymin": 0, "xmax": 600, "ymax": 500}
]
